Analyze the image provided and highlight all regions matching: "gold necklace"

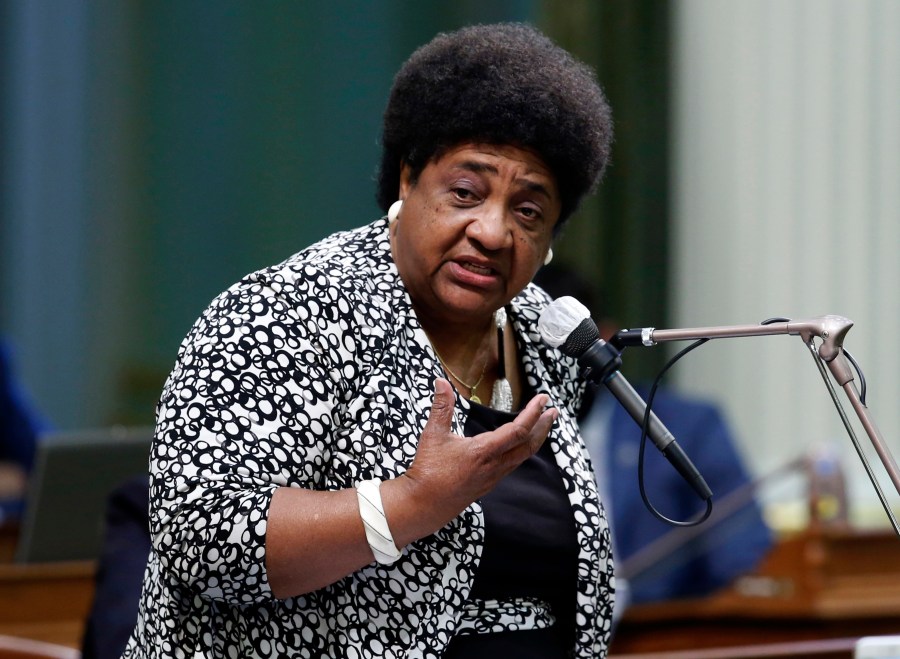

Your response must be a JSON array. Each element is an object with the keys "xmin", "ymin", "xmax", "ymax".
[{"xmin": 432, "ymin": 346, "xmax": 488, "ymax": 404}]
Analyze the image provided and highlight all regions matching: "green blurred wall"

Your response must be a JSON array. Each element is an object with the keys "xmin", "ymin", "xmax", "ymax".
[{"xmin": 117, "ymin": 1, "xmax": 542, "ymax": 424}]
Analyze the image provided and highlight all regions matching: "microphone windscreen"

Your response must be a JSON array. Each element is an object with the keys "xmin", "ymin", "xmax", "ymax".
[
  {"xmin": 538, "ymin": 296, "xmax": 592, "ymax": 347},
  {"xmin": 561, "ymin": 318, "xmax": 600, "ymax": 357}
]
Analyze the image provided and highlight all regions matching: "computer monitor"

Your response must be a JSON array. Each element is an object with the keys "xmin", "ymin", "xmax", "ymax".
[{"xmin": 14, "ymin": 427, "xmax": 152, "ymax": 563}]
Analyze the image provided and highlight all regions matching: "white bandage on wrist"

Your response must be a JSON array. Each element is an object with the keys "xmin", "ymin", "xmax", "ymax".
[{"xmin": 355, "ymin": 478, "xmax": 402, "ymax": 565}]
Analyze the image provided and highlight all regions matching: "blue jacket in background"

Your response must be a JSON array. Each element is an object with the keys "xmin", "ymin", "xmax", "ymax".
[
  {"xmin": 0, "ymin": 339, "xmax": 46, "ymax": 471},
  {"xmin": 582, "ymin": 385, "xmax": 774, "ymax": 605}
]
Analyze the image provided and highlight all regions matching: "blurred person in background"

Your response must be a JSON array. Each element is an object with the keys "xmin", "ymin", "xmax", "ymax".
[{"xmin": 0, "ymin": 338, "xmax": 48, "ymax": 521}]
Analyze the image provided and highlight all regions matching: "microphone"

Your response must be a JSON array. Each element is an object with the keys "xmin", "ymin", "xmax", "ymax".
[{"xmin": 539, "ymin": 296, "xmax": 713, "ymax": 501}]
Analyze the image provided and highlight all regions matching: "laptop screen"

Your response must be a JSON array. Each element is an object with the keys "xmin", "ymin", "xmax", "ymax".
[{"xmin": 15, "ymin": 427, "xmax": 152, "ymax": 563}]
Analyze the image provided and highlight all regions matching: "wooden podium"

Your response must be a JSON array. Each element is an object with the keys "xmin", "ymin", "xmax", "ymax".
[{"xmin": 609, "ymin": 526, "xmax": 900, "ymax": 655}]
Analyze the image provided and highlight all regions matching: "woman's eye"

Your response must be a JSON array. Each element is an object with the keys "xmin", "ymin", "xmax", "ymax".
[
  {"xmin": 453, "ymin": 187, "xmax": 477, "ymax": 202},
  {"xmin": 518, "ymin": 205, "xmax": 542, "ymax": 220}
]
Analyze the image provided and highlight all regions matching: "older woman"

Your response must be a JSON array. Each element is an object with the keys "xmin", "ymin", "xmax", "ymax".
[{"xmin": 124, "ymin": 22, "xmax": 614, "ymax": 659}]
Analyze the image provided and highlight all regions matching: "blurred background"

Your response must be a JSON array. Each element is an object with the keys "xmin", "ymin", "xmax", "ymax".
[{"xmin": 1, "ymin": 0, "xmax": 898, "ymax": 530}]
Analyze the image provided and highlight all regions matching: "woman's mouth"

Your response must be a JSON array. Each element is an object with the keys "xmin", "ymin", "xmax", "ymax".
[
  {"xmin": 460, "ymin": 262, "xmax": 494, "ymax": 276},
  {"xmin": 447, "ymin": 259, "xmax": 500, "ymax": 288}
]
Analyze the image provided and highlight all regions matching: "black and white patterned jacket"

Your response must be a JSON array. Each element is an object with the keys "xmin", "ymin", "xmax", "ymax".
[{"xmin": 123, "ymin": 218, "xmax": 614, "ymax": 658}]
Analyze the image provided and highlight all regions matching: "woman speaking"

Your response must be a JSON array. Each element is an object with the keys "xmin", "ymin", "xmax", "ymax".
[{"xmin": 124, "ymin": 22, "xmax": 615, "ymax": 658}]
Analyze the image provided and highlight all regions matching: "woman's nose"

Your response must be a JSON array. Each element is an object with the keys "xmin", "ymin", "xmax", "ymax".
[{"xmin": 466, "ymin": 202, "xmax": 512, "ymax": 251}]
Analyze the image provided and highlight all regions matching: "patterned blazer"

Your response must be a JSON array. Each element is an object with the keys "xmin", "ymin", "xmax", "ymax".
[{"xmin": 123, "ymin": 218, "xmax": 614, "ymax": 658}]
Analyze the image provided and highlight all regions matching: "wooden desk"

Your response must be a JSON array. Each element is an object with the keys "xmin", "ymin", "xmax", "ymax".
[
  {"xmin": 610, "ymin": 528, "xmax": 900, "ymax": 654},
  {"xmin": 609, "ymin": 636, "xmax": 859, "ymax": 659},
  {"xmin": 0, "ymin": 562, "xmax": 95, "ymax": 649}
]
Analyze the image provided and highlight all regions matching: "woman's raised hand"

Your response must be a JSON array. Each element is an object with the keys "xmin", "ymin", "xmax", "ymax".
[{"xmin": 385, "ymin": 378, "xmax": 558, "ymax": 544}]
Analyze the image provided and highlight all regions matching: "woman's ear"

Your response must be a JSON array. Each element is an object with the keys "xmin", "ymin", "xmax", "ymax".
[{"xmin": 398, "ymin": 162, "xmax": 413, "ymax": 200}]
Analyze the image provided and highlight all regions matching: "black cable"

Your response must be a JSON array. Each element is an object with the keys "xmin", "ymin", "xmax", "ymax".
[
  {"xmin": 760, "ymin": 315, "xmax": 867, "ymax": 405},
  {"xmin": 637, "ymin": 337, "xmax": 713, "ymax": 526},
  {"xmin": 842, "ymin": 348, "xmax": 867, "ymax": 406}
]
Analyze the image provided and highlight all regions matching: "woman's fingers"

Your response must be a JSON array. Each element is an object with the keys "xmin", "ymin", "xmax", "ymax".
[{"xmin": 478, "ymin": 394, "xmax": 557, "ymax": 459}]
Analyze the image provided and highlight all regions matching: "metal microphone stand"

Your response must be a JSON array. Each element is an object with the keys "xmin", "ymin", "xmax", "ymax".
[{"xmin": 613, "ymin": 315, "xmax": 900, "ymax": 537}]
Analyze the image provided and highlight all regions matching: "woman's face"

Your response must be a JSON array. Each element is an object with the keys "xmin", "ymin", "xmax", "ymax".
[{"xmin": 391, "ymin": 142, "xmax": 561, "ymax": 330}]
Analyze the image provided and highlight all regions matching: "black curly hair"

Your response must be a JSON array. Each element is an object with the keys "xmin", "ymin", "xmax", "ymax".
[{"xmin": 377, "ymin": 22, "xmax": 613, "ymax": 229}]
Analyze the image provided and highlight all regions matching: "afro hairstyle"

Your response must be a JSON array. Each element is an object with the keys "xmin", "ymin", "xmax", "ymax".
[{"xmin": 376, "ymin": 22, "xmax": 613, "ymax": 228}]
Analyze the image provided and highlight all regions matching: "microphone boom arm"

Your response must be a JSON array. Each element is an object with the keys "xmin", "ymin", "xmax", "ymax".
[{"xmin": 614, "ymin": 315, "xmax": 900, "ymax": 537}]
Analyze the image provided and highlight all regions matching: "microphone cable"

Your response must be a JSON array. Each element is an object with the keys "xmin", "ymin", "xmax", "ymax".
[{"xmin": 636, "ymin": 336, "xmax": 713, "ymax": 527}]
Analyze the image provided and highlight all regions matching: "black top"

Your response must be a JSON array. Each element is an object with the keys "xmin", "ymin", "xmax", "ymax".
[{"xmin": 442, "ymin": 397, "xmax": 579, "ymax": 658}]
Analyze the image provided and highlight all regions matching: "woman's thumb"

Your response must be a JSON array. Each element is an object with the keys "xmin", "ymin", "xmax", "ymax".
[{"xmin": 425, "ymin": 378, "xmax": 455, "ymax": 432}]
